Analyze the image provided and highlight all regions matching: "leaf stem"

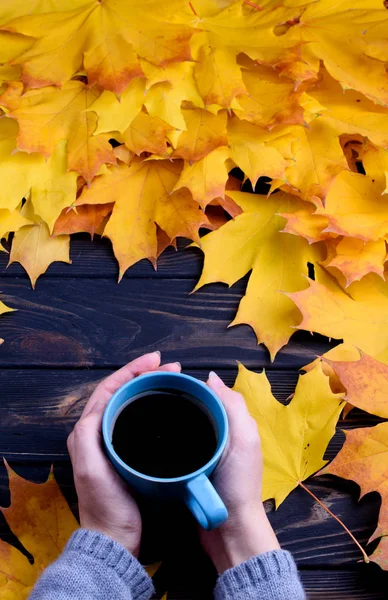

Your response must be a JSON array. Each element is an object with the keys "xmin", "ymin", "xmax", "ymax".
[
  {"xmin": 299, "ymin": 481, "xmax": 369, "ymax": 563},
  {"xmin": 243, "ymin": 1, "xmax": 263, "ymax": 10}
]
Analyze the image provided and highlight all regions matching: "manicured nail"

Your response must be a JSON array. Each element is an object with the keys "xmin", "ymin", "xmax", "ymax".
[
  {"xmin": 154, "ymin": 350, "xmax": 161, "ymax": 358},
  {"xmin": 209, "ymin": 370, "xmax": 221, "ymax": 383}
]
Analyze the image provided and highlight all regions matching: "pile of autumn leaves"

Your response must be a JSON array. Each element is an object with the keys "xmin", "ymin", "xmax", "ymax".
[{"xmin": 1, "ymin": 0, "xmax": 388, "ymax": 580}]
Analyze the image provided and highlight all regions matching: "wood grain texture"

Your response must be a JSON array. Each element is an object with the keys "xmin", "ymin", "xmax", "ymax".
[
  {"xmin": 0, "ymin": 278, "xmax": 335, "ymax": 368},
  {"xmin": 0, "ymin": 236, "xmax": 201, "ymax": 279},
  {"xmin": 0, "ymin": 363, "xmax": 383, "ymax": 571},
  {"xmin": 0, "ymin": 369, "xmax": 381, "ymax": 459},
  {"xmin": 0, "ymin": 460, "xmax": 381, "ymax": 568}
]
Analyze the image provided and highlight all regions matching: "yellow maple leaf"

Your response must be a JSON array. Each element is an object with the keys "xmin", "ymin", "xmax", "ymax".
[
  {"xmin": 0, "ymin": 118, "xmax": 44, "ymax": 213},
  {"xmin": 193, "ymin": 0, "xmax": 301, "ymax": 69},
  {"xmin": 323, "ymin": 237, "xmax": 387, "ymax": 287},
  {"xmin": 122, "ymin": 112, "xmax": 173, "ymax": 157},
  {"xmin": 279, "ymin": 207, "xmax": 331, "ymax": 244},
  {"xmin": 289, "ymin": 265, "xmax": 388, "ymax": 360},
  {"xmin": 77, "ymin": 159, "xmax": 210, "ymax": 278},
  {"xmin": 195, "ymin": 190, "xmax": 321, "ymax": 359},
  {"xmin": 278, "ymin": 120, "xmax": 349, "ymax": 203},
  {"xmin": 54, "ymin": 204, "xmax": 113, "ymax": 238},
  {"xmin": 7, "ymin": 81, "xmax": 116, "ymax": 180},
  {"xmin": 89, "ymin": 78, "xmax": 146, "ymax": 136},
  {"xmin": 302, "ymin": 343, "xmax": 361, "ymax": 396},
  {"xmin": 233, "ymin": 362, "xmax": 344, "ymax": 507},
  {"xmin": 0, "ymin": 462, "xmax": 78, "ymax": 599},
  {"xmin": 9, "ymin": 203, "xmax": 71, "ymax": 288},
  {"xmin": 324, "ymin": 352, "xmax": 388, "ymax": 419},
  {"xmin": 29, "ymin": 141, "xmax": 78, "ymax": 232},
  {"xmin": 0, "ymin": 299, "xmax": 14, "ymax": 317},
  {"xmin": 3, "ymin": 0, "xmax": 196, "ymax": 92},
  {"xmin": 172, "ymin": 147, "xmax": 229, "ymax": 208},
  {"xmin": 191, "ymin": 31, "xmax": 247, "ymax": 110},
  {"xmin": 234, "ymin": 59, "xmax": 305, "ymax": 128},
  {"xmin": 0, "ymin": 0, "xmax": 90, "ymax": 26},
  {"xmin": 309, "ymin": 70, "xmax": 388, "ymax": 149},
  {"xmin": 281, "ymin": 0, "xmax": 388, "ymax": 105},
  {"xmin": 228, "ymin": 118, "xmax": 292, "ymax": 188},
  {"xmin": 0, "ymin": 209, "xmax": 33, "ymax": 244},
  {"xmin": 320, "ymin": 423, "xmax": 388, "ymax": 569},
  {"xmin": 173, "ymin": 107, "xmax": 227, "ymax": 162},
  {"xmin": 317, "ymin": 171, "xmax": 388, "ymax": 242},
  {"xmin": 143, "ymin": 61, "xmax": 204, "ymax": 131}
]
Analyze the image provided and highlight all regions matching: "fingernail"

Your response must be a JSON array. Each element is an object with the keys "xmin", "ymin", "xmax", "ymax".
[
  {"xmin": 174, "ymin": 361, "xmax": 181, "ymax": 368},
  {"xmin": 209, "ymin": 370, "xmax": 221, "ymax": 383},
  {"xmin": 154, "ymin": 350, "xmax": 161, "ymax": 358}
]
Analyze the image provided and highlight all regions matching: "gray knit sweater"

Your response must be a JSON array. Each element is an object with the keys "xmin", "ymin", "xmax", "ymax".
[{"xmin": 29, "ymin": 529, "xmax": 305, "ymax": 599}]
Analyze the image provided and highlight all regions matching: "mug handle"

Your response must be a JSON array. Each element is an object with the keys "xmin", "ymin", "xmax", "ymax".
[{"xmin": 185, "ymin": 474, "xmax": 228, "ymax": 530}]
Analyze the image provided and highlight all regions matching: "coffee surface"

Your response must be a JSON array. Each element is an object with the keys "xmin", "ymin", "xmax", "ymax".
[{"xmin": 112, "ymin": 389, "xmax": 217, "ymax": 478}]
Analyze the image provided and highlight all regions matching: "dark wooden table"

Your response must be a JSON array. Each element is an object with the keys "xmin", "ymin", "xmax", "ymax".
[{"xmin": 0, "ymin": 236, "xmax": 387, "ymax": 599}]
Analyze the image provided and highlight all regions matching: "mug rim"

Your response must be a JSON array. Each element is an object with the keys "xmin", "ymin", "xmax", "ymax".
[{"xmin": 102, "ymin": 371, "xmax": 229, "ymax": 484}]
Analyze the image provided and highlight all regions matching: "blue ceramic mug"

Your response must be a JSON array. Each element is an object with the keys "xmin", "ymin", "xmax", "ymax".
[{"xmin": 102, "ymin": 371, "xmax": 229, "ymax": 530}]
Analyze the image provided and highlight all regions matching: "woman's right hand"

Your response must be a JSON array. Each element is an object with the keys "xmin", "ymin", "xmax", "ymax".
[{"xmin": 200, "ymin": 371, "xmax": 280, "ymax": 574}]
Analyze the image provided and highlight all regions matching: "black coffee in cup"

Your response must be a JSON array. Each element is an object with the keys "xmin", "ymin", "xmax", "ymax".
[{"xmin": 112, "ymin": 389, "xmax": 217, "ymax": 479}]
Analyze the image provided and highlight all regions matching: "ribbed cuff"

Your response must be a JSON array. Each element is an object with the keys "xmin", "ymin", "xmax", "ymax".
[
  {"xmin": 215, "ymin": 550, "xmax": 305, "ymax": 600},
  {"xmin": 66, "ymin": 529, "xmax": 154, "ymax": 600}
]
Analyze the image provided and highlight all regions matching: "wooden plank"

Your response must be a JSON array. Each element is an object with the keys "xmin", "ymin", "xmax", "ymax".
[
  {"xmin": 0, "ymin": 366, "xmax": 383, "ymax": 569},
  {"xmin": 0, "ymin": 236, "xmax": 201, "ymax": 279},
  {"xmin": 0, "ymin": 368, "xmax": 380, "ymax": 459},
  {"xmin": 0, "ymin": 278, "xmax": 335, "ymax": 368},
  {"xmin": 0, "ymin": 460, "xmax": 381, "ymax": 570}
]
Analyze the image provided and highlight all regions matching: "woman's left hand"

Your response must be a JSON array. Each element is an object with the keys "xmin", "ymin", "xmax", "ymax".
[{"xmin": 67, "ymin": 351, "xmax": 181, "ymax": 556}]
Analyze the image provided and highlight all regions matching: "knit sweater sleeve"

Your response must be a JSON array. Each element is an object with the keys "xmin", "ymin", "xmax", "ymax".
[
  {"xmin": 29, "ymin": 529, "xmax": 154, "ymax": 600},
  {"xmin": 214, "ymin": 550, "xmax": 306, "ymax": 600}
]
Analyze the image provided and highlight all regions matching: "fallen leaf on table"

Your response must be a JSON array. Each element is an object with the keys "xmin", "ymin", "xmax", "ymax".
[
  {"xmin": 122, "ymin": 112, "xmax": 173, "ymax": 156},
  {"xmin": 289, "ymin": 265, "xmax": 388, "ymax": 360},
  {"xmin": 90, "ymin": 78, "xmax": 146, "ymax": 136},
  {"xmin": 143, "ymin": 61, "xmax": 203, "ymax": 131},
  {"xmin": 9, "ymin": 204, "xmax": 71, "ymax": 288},
  {"xmin": 323, "ymin": 237, "xmax": 387, "ymax": 287},
  {"xmin": 0, "ymin": 118, "xmax": 45, "ymax": 213},
  {"xmin": 54, "ymin": 204, "xmax": 114, "ymax": 238},
  {"xmin": 0, "ymin": 461, "xmax": 78, "ymax": 599},
  {"xmin": 320, "ymin": 423, "xmax": 388, "ymax": 569},
  {"xmin": 228, "ymin": 118, "xmax": 291, "ymax": 188},
  {"xmin": 234, "ymin": 362, "xmax": 344, "ymax": 507},
  {"xmin": 172, "ymin": 147, "xmax": 229, "ymax": 208},
  {"xmin": 77, "ymin": 159, "xmax": 209, "ymax": 278},
  {"xmin": 144, "ymin": 562, "xmax": 161, "ymax": 578},
  {"xmin": 195, "ymin": 190, "xmax": 322, "ymax": 359},
  {"xmin": 234, "ymin": 60, "xmax": 305, "ymax": 128},
  {"xmin": 280, "ymin": 207, "xmax": 330, "ymax": 244},
  {"xmin": 29, "ymin": 141, "xmax": 78, "ymax": 232},
  {"xmin": 281, "ymin": 120, "xmax": 349, "ymax": 203},
  {"xmin": 173, "ymin": 108, "xmax": 227, "ymax": 162},
  {"xmin": 0, "ymin": 299, "xmax": 14, "ymax": 317},
  {"xmin": 309, "ymin": 69, "xmax": 388, "ymax": 148},
  {"xmin": 317, "ymin": 171, "xmax": 388, "ymax": 242},
  {"xmin": 192, "ymin": 32, "xmax": 246, "ymax": 109},
  {"xmin": 324, "ymin": 352, "xmax": 388, "ymax": 419},
  {"xmin": 8, "ymin": 81, "xmax": 99, "ymax": 156},
  {"xmin": 302, "ymin": 343, "xmax": 361, "ymax": 395},
  {"xmin": 280, "ymin": 0, "xmax": 388, "ymax": 106},
  {"xmin": 0, "ymin": 209, "xmax": 33, "ymax": 243},
  {"xmin": 4, "ymin": 0, "xmax": 196, "ymax": 91}
]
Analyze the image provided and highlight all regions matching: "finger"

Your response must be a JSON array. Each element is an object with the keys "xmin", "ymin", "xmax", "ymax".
[
  {"xmin": 81, "ymin": 351, "xmax": 162, "ymax": 418},
  {"xmin": 72, "ymin": 413, "xmax": 109, "ymax": 481},
  {"xmin": 156, "ymin": 362, "xmax": 181, "ymax": 373},
  {"xmin": 207, "ymin": 371, "xmax": 252, "ymax": 430},
  {"xmin": 82, "ymin": 360, "xmax": 181, "ymax": 420}
]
